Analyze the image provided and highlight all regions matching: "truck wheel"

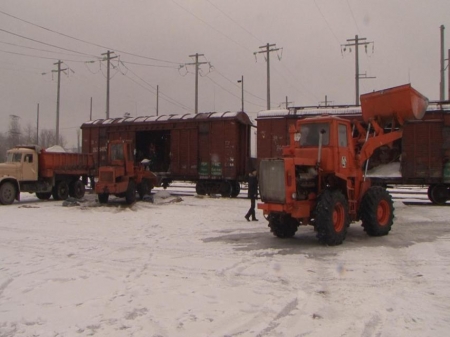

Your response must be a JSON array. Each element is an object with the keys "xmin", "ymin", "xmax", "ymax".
[
  {"xmin": 69, "ymin": 180, "xmax": 85, "ymax": 199},
  {"xmin": 427, "ymin": 184, "xmax": 448, "ymax": 205},
  {"xmin": 268, "ymin": 213, "xmax": 298, "ymax": 238},
  {"xmin": 360, "ymin": 186, "xmax": 394, "ymax": 236},
  {"xmin": 314, "ymin": 190, "xmax": 350, "ymax": 246},
  {"xmin": 0, "ymin": 182, "xmax": 16, "ymax": 205},
  {"xmin": 125, "ymin": 180, "xmax": 137, "ymax": 204},
  {"xmin": 52, "ymin": 181, "xmax": 69, "ymax": 200},
  {"xmin": 36, "ymin": 192, "xmax": 51, "ymax": 200}
]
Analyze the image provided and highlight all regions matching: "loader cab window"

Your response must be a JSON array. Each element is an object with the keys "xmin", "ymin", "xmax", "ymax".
[
  {"xmin": 300, "ymin": 123, "xmax": 330, "ymax": 147},
  {"xmin": 338, "ymin": 124, "xmax": 348, "ymax": 147},
  {"xmin": 110, "ymin": 144, "xmax": 124, "ymax": 161},
  {"xmin": 6, "ymin": 152, "xmax": 22, "ymax": 163}
]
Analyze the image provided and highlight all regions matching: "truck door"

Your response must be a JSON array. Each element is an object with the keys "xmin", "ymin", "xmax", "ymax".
[{"xmin": 22, "ymin": 152, "xmax": 38, "ymax": 181}]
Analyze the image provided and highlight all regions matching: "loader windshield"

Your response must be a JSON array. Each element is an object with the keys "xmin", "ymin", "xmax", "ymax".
[{"xmin": 300, "ymin": 123, "xmax": 330, "ymax": 147}]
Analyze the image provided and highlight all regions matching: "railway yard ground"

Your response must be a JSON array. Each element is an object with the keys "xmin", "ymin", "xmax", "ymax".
[{"xmin": 1, "ymin": 184, "xmax": 450, "ymax": 336}]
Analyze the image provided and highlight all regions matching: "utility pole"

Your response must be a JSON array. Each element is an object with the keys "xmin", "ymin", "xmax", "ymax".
[
  {"xmin": 186, "ymin": 53, "xmax": 209, "ymax": 114},
  {"xmin": 90, "ymin": 97, "xmax": 93, "ymax": 120},
  {"xmin": 157, "ymin": 85, "xmax": 159, "ymax": 116},
  {"xmin": 447, "ymin": 49, "xmax": 450, "ymax": 101},
  {"xmin": 102, "ymin": 50, "xmax": 118, "ymax": 119},
  {"xmin": 319, "ymin": 95, "xmax": 333, "ymax": 107},
  {"xmin": 237, "ymin": 76, "xmax": 244, "ymax": 112},
  {"xmin": 342, "ymin": 35, "xmax": 375, "ymax": 105},
  {"xmin": 52, "ymin": 60, "xmax": 67, "ymax": 145},
  {"xmin": 255, "ymin": 43, "xmax": 282, "ymax": 110},
  {"xmin": 284, "ymin": 96, "xmax": 292, "ymax": 109},
  {"xmin": 36, "ymin": 103, "xmax": 39, "ymax": 144},
  {"xmin": 440, "ymin": 25, "xmax": 445, "ymax": 101}
]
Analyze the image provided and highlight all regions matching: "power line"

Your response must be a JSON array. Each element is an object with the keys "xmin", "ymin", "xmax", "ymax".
[
  {"xmin": 205, "ymin": 0, "xmax": 263, "ymax": 44},
  {"xmin": 0, "ymin": 9, "xmax": 183, "ymax": 65},
  {"xmin": 312, "ymin": 0, "xmax": 341, "ymax": 45},
  {"xmin": 170, "ymin": 0, "xmax": 253, "ymax": 53},
  {"xmin": 346, "ymin": 0, "xmax": 361, "ymax": 34},
  {"xmin": 0, "ymin": 27, "xmax": 98, "ymax": 57}
]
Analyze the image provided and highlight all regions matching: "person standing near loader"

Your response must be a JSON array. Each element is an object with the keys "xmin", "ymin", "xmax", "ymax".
[{"xmin": 245, "ymin": 170, "xmax": 259, "ymax": 221}]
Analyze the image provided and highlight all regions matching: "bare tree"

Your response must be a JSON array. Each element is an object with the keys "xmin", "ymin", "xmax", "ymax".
[
  {"xmin": 38, "ymin": 129, "xmax": 66, "ymax": 149},
  {"xmin": 0, "ymin": 132, "xmax": 6, "ymax": 162},
  {"xmin": 23, "ymin": 123, "xmax": 37, "ymax": 145}
]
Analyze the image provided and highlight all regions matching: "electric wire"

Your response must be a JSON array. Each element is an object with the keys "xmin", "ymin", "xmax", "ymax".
[
  {"xmin": 0, "ymin": 9, "xmax": 183, "ymax": 65},
  {"xmin": 312, "ymin": 0, "xmax": 341, "ymax": 45}
]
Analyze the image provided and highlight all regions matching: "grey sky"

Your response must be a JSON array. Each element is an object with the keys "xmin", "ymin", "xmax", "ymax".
[{"xmin": 1, "ymin": 0, "xmax": 449, "ymax": 147}]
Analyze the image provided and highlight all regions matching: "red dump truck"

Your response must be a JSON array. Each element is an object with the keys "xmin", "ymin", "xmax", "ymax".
[{"xmin": 0, "ymin": 145, "xmax": 94, "ymax": 205}]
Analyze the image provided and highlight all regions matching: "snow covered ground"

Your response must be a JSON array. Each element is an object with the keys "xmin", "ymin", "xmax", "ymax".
[{"xmin": 1, "ymin": 186, "xmax": 450, "ymax": 337}]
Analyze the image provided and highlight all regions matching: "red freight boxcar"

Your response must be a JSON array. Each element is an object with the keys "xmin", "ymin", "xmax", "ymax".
[
  {"xmin": 81, "ymin": 111, "xmax": 254, "ymax": 197},
  {"xmin": 256, "ymin": 102, "xmax": 450, "ymax": 204}
]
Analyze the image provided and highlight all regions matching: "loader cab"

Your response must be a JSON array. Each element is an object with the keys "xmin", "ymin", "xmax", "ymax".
[
  {"xmin": 4, "ymin": 148, "xmax": 39, "ymax": 182},
  {"xmin": 288, "ymin": 116, "xmax": 355, "ymax": 177}
]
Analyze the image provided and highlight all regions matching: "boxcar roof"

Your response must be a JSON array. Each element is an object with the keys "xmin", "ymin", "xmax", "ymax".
[
  {"xmin": 81, "ymin": 111, "xmax": 253, "ymax": 128},
  {"xmin": 257, "ymin": 102, "xmax": 450, "ymax": 119}
]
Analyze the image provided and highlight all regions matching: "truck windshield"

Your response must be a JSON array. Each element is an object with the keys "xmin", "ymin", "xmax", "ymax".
[
  {"xmin": 110, "ymin": 144, "xmax": 124, "ymax": 161},
  {"xmin": 300, "ymin": 123, "xmax": 330, "ymax": 146},
  {"xmin": 6, "ymin": 152, "xmax": 22, "ymax": 163}
]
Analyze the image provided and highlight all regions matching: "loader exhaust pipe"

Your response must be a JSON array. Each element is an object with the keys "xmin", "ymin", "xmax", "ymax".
[{"xmin": 317, "ymin": 129, "xmax": 327, "ymax": 168}]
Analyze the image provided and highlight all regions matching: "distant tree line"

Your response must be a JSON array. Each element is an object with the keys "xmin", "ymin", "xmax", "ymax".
[{"xmin": 0, "ymin": 116, "xmax": 67, "ymax": 162}]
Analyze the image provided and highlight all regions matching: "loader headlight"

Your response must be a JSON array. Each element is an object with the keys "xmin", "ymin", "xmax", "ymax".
[
  {"xmin": 291, "ymin": 192, "xmax": 297, "ymax": 200},
  {"xmin": 94, "ymin": 177, "xmax": 99, "ymax": 183}
]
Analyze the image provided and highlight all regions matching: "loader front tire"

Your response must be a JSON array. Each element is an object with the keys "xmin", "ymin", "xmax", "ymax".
[
  {"xmin": 125, "ymin": 180, "xmax": 136, "ymax": 205},
  {"xmin": 360, "ymin": 186, "xmax": 394, "ymax": 236},
  {"xmin": 314, "ymin": 190, "xmax": 350, "ymax": 246},
  {"xmin": 268, "ymin": 212, "xmax": 298, "ymax": 238}
]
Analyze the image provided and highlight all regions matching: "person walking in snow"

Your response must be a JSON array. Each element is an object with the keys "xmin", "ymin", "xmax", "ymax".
[{"xmin": 245, "ymin": 169, "xmax": 259, "ymax": 221}]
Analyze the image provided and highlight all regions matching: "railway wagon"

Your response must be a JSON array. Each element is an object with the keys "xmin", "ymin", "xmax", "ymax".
[
  {"xmin": 81, "ymin": 111, "xmax": 254, "ymax": 197},
  {"xmin": 256, "ymin": 102, "xmax": 450, "ymax": 204}
]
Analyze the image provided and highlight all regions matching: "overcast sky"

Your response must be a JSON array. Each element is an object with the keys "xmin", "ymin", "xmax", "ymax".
[{"xmin": 1, "ymin": 0, "xmax": 450, "ymax": 147}]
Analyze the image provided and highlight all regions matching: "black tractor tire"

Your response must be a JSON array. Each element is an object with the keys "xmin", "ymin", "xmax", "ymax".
[
  {"xmin": 314, "ymin": 189, "xmax": 350, "ymax": 246},
  {"xmin": 360, "ymin": 186, "xmax": 394, "ymax": 236},
  {"xmin": 195, "ymin": 181, "xmax": 207, "ymax": 196},
  {"xmin": 230, "ymin": 181, "xmax": 241, "ymax": 198},
  {"xmin": 98, "ymin": 193, "xmax": 109, "ymax": 204},
  {"xmin": 125, "ymin": 180, "xmax": 137, "ymax": 204},
  {"xmin": 69, "ymin": 180, "xmax": 85, "ymax": 199},
  {"xmin": 52, "ymin": 181, "xmax": 69, "ymax": 201},
  {"xmin": 427, "ymin": 184, "xmax": 449, "ymax": 205},
  {"xmin": 36, "ymin": 192, "xmax": 52, "ymax": 200},
  {"xmin": 268, "ymin": 212, "xmax": 299, "ymax": 238},
  {"xmin": 0, "ymin": 182, "xmax": 17, "ymax": 205}
]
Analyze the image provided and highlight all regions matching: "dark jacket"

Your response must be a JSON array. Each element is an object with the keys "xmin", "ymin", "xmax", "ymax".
[{"xmin": 248, "ymin": 173, "xmax": 258, "ymax": 199}]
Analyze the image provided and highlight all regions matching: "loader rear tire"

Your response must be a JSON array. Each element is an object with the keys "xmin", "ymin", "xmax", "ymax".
[
  {"xmin": 314, "ymin": 190, "xmax": 350, "ymax": 246},
  {"xmin": 360, "ymin": 186, "xmax": 394, "ymax": 236},
  {"xmin": 0, "ymin": 182, "xmax": 16, "ymax": 205},
  {"xmin": 52, "ymin": 181, "xmax": 69, "ymax": 200},
  {"xmin": 268, "ymin": 213, "xmax": 298, "ymax": 238}
]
